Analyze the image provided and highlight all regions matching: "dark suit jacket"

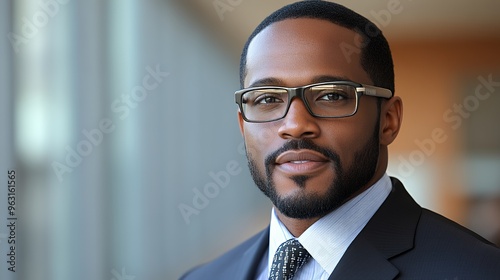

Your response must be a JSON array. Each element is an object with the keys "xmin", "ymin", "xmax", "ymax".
[{"xmin": 181, "ymin": 178, "xmax": 500, "ymax": 279}]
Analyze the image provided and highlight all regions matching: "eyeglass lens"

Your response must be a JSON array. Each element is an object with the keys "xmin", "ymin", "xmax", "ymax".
[{"xmin": 241, "ymin": 84, "xmax": 358, "ymax": 122}]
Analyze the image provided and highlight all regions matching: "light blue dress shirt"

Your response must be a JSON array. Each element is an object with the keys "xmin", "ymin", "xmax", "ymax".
[{"xmin": 256, "ymin": 174, "xmax": 392, "ymax": 279}]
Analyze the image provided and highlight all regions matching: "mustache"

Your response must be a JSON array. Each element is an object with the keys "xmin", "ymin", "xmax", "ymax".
[{"xmin": 264, "ymin": 139, "xmax": 341, "ymax": 168}]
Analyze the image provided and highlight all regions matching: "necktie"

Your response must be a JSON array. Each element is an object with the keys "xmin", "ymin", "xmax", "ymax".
[{"xmin": 269, "ymin": 239, "xmax": 311, "ymax": 280}]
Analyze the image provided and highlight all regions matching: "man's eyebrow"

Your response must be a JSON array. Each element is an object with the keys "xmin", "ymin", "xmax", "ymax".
[
  {"xmin": 248, "ymin": 77, "xmax": 284, "ymax": 88},
  {"xmin": 311, "ymin": 75, "xmax": 352, "ymax": 83},
  {"xmin": 247, "ymin": 75, "xmax": 353, "ymax": 88}
]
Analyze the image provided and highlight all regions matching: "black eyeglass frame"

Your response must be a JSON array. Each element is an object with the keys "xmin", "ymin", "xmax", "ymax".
[{"xmin": 234, "ymin": 81, "xmax": 393, "ymax": 123}]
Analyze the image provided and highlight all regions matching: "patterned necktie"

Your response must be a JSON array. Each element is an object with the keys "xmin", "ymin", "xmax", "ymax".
[{"xmin": 269, "ymin": 239, "xmax": 311, "ymax": 280}]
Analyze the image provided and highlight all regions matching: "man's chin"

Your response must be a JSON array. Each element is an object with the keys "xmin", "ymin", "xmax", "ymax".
[
  {"xmin": 272, "ymin": 173, "xmax": 336, "ymax": 195},
  {"xmin": 271, "ymin": 192, "xmax": 341, "ymax": 220}
]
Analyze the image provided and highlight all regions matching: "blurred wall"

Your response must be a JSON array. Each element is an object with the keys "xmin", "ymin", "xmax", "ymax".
[
  {"xmin": 1, "ymin": 1, "xmax": 499, "ymax": 280},
  {"xmin": 388, "ymin": 37, "xmax": 500, "ymax": 241},
  {"xmin": 1, "ymin": 0, "xmax": 269, "ymax": 279}
]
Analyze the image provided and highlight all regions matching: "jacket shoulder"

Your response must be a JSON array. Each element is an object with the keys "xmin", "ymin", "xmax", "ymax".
[
  {"xmin": 394, "ymin": 208, "xmax": 500, "ymax": 278},
  {"xmin": 417, "ymin": 208, "xmax": 499, "ymax": 254},
  {"xmin": 370, "ymin": 178, "xmax": 500, "ymax": 278}
]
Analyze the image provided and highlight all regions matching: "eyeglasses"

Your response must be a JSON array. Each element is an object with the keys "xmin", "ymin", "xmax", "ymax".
[{"xmin": 235, "ymin": 81, "xmax": 393, "ymax": 123}]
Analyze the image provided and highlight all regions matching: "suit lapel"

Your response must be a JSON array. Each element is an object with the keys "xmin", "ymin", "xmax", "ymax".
[
  {"xmin": 329, "ymin": 237, "xmax": 399, "ymax": 279},
  {"xmin": 237, "ymin": 227, "xmax": 270, "ymax": 280},
  {"xmin": 330, "ymin": 178, "xmax": 422, "ymax": 279}
]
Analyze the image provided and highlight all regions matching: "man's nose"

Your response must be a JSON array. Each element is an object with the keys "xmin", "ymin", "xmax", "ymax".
[{"xmin": 277, "ymin": 98, "xmax": 321, "ymax": 139}]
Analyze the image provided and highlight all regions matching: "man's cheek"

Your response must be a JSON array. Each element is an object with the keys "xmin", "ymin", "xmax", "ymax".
[
  {"xmin": 245, "ymin": 135, "xmax": 273, "ymax": 158},
  {"xmin": 248, "ymin": 127, "xmax": 275, "ymax": 145},
  {"xmin": 245, "ymin": 144, "xmax": 259, "ymax": 161}
]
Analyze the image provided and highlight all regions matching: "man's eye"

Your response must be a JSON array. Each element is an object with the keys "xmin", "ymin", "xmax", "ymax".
[
  {"xmin": 255, "ymin": 95, "xmax": 284, "ymax": 104},
  {"xmin": 318, "ymin": 92, "xmax": 347, "ymax": 101}
]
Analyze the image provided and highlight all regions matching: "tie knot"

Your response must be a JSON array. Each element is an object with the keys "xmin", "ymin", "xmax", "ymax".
[{"xmin": 269, "ymin": 239, "xmax": 311, "ymax": 280}]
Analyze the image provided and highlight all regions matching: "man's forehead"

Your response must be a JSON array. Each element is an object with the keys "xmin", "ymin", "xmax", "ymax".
[
  {"xmin": 244, "ymin": 18, "xmax": 368, "ymax": 88},
  {"xmin": 249, "ymin": 18, "xmax": 360, "ymax": 49}
]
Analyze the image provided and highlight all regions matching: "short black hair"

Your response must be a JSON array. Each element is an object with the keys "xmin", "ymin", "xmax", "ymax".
[{"xmin": 239, "ymin": 0, "xmax": 395, "ymax": 94}]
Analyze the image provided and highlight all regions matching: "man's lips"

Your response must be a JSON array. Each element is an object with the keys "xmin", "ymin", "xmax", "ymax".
[{"xmin": 274, "ymin": 150, "xmax": 329, "ymax": 174}]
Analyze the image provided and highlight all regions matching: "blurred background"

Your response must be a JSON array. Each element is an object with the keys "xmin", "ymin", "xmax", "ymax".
[{"xmin": 0, "ymin": 0, "xmax": 499, "ymax": 279}]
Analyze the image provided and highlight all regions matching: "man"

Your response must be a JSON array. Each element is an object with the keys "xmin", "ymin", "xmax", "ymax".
[{"xmin": 181, "ymin": 1, "xmax": 500, "ymax": 279}]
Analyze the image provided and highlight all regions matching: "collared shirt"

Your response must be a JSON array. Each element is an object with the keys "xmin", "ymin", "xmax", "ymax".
[{"xmin": 256, "ymin": 174, "xmax": 392, "ymax": 280}]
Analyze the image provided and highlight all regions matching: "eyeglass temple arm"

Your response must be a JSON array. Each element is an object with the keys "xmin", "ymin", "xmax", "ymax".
[{"xmin": 357, "ymin": 84, "xmax": 393, "ymax": 99}]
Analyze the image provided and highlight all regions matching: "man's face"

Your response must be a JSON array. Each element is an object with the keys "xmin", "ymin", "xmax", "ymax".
[{"xmin": 239, "ymin": 18, "xmax": 383, "ymax": 219}]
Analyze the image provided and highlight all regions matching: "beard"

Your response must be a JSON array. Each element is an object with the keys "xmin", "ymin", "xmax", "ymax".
[{"xmin": 246, "ymin": 120, "xmax": 380, "ymax": 220}]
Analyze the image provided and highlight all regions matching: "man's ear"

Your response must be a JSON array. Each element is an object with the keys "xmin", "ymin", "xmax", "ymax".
[
  {"xmin": 237, "ymin": 110, "xmax": 245, "ymax": 137},
  {"xmin": 380, "ymin": 96, "xmax": 403, "ymax": 146}
]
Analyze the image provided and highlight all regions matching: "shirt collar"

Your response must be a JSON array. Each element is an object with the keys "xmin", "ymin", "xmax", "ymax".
[{"xmin": 268, "ymin": 174, "xmax": 392, "ymax": 275}]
